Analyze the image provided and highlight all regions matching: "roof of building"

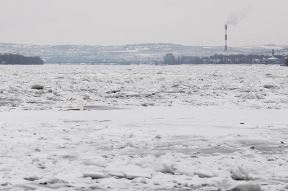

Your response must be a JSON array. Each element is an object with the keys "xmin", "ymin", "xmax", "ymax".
[{"xmin": 267, "ymin": 56, "xmax": 278, "ymax": 60}]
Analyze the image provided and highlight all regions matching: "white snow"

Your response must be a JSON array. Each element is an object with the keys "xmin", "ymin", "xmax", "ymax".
[{"xmin": 0, "ymin": 64, "xmax": 287, "ymax": 190}]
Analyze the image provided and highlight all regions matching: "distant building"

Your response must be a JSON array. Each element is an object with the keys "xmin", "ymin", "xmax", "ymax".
[
  {"xmin": 163, "ymin": 52, "xmax": 285, "ymax": 65},
  {"xmin": 262, "ymin": 49, "xmax": 280, "ymax": 64},
  {"xmin": 285, "ymin": 57, "xmax": 288, "ymax": 66},
  {"xmin": 164, "ymin": 53, "xmax": 178, "ymax": 65},
  {"xmin": 262, "ymin": 57, "xmax": 279, "ymax": 64},
  {"xmin": 178, "ymin": 56, "xmax": 203, "ymax": 64}
]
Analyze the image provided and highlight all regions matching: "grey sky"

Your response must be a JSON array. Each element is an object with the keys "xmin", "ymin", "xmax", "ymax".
[{"xmin": 0, "ymin": 0, "xmax": 287, "ymax": 46}]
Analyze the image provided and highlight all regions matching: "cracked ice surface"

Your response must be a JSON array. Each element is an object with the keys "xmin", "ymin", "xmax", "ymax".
[
  {"xmin": 0, "ymin": 64, "xmax": 288, "ymax": 190},
  {"xmin": 0, "ymin": 64, "xmax": 288, "ymax": 110}
]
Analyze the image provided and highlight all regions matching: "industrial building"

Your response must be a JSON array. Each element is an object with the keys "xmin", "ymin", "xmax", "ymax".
[{"xmin": 163, "ymin": 52, "xmax": 285, "ymax": 65}]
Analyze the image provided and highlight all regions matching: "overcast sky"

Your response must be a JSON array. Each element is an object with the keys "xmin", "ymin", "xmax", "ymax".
[{"xmin": 0, "ymin": 0, "xmax": 286, "ymax": 46}]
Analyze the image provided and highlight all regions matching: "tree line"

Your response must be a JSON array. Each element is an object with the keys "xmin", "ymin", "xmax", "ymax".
[{"xmin": 0, "ymin": 53, "xmax": 44, "ymax": 65}]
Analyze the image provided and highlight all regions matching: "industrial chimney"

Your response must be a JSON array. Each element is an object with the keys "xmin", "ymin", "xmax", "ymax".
[{"xmin": 225, "ymin": 24, "xmax": 228, "ymax": 52}]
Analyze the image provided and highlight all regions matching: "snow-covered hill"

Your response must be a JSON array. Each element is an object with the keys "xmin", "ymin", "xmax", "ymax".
[{"xmin": 0, "ymin": 43, "xmax": 287, "ymax": 64}]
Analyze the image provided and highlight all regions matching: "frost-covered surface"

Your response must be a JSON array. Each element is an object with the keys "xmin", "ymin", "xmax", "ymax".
[
  {"xmin": 0, "ymin": 64, "xmax": 288, "ymax": 111},
  {"xmin": 0, "ymin": 65, "xmax": 288, "ymax": 190}
]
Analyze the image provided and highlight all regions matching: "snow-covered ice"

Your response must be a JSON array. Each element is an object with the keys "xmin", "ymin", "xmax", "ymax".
[
  {"xmin": 0, "ymin": 64, "xmax": 288, "ymax": 190},
  {"xmin": 1, "ymin": 64, "xmax": 288, "ymax": 111}
]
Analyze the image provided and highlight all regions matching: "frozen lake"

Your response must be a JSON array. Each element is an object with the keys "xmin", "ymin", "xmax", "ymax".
[
  {"xmin": 0, "ymin": 64, "xmax": 288, "ymax": 190},
  {"xmin": 0, "ymin": 64, "xmax": 288, "ymax": 111}
]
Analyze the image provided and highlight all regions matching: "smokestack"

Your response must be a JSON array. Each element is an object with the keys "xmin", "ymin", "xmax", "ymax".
[
  {"xmin": 272, "ymin": 49, "xmax": 275, "ymax": 57},
  {"xmin": 225, "ymin": 24, "xmax": 228, "ymax": 52}
]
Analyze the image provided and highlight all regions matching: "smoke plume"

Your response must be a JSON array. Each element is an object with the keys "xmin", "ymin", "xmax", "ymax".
[{"xmin": 226, "ymin": 8, "xmax": 250, "ymax": 26}]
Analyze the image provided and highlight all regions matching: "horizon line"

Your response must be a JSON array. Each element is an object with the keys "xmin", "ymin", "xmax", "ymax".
[{"xmin": 0, "ymin": 42, "xmax": 286, "ymax": 48}]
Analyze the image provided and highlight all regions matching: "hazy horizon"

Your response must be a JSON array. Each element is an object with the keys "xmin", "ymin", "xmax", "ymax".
[
  {"xmin": 0, "ymin": 0, "xmax": 287, "ymax": 46},
  {"xmin": 0, "ymin": 41, "xmax": 287, "ymax": 48}
]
